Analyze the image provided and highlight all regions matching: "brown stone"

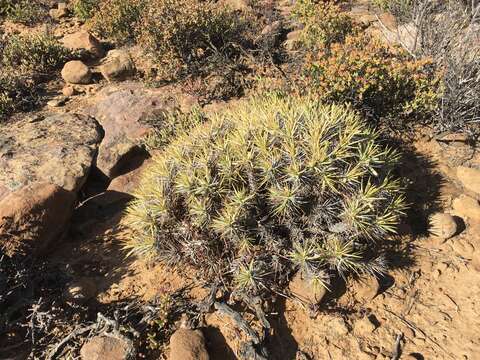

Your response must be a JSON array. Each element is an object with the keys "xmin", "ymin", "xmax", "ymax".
[
  {"xmin": 85, "ymin": 84, "xmax": 179, "ymax": 178},
  {"xmin": 61, "ymin": 60, "xmax": 91, "ymax": 84},
  {"xmin": 288, "ymin": 271, "xmax": 327, "ymax": 305},
  {"xmin": 62, "ymin": 85, "xmax": 75, "ymax": 97},
  {"xmin": 61, "ymin": 31, "xmax": 104, "ymax": 58},
  {"xmin": 80, "ymin": 336, "xmax": 135, "ymax": 360},
  {"xmin": 0, "ymin": 183, "xmax": 75, "ymax": 257},
  {"xmin": 285, "ymin": 30, "xmax": 302, "ymax": 50},
  {"xmin": 99, "ymin": 49, "xmax": 135, "ymax": 82},
  {"xmin": 0, "ymin": 113, "xmax": 103, "ymax": 197},
  {"xmin": 169, "ymin": 328, "xmax": 209, "ymax": 360},
  {"xmin": 457, "ymin": 166, "xmax": 480, "ymax": 196}
]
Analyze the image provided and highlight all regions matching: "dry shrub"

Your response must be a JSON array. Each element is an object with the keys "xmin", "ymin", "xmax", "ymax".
[
  {"xmin": 73, "ymin": 0, "xmax": 99, "ymax": 21},
  {"xmin": 0, "ymin": 34, "xmax": 74, "ymax": 120},
  {"xmin": 0, "ymin": 74, "xmax": 37, "ymax": 121},
  {"xmin": 89, "ymin": 0, "xmax": 279, "ymax": 101},
  {"xmin": 136, "ymin": 0, "xmax": 255, "ymax": 80},
  {"xmin": 292, "ymin": 0, "xmax": 356, "ymax": 50},
  {"xmin": 2, "ymin": 33, "xmax": 74, "ymax": 75},
  {"xmin": 385, "ymin": 0, "xmax": 480, "ymax": 135},
  {"xmin": 90, "ymin": 0, "xmax": 145, "ymax": 44},
  {"xmin": 302, "ymin": 33, "xmax": 440, "ymax": 125},
  {"xmin": 0, "ymin": 0, "xmax": 45, "ymax": 24}
]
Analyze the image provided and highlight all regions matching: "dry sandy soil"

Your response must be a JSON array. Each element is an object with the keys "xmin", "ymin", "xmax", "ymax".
[
  {"xmin": 2, "ymin": 1, "xmax": 480, "ymax": 359},
  {"xmin": 52, "ymin": 136, "xmax": 480, "ymax": 360}
]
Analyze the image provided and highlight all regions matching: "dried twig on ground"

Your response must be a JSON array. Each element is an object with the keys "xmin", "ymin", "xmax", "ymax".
[
  {"xmin": 391, "ymin": 332, "xmax": 404, "ymax": 360},
  {"xmin": 384, "ymin": 307, "xmax": 454, "ymax": 359},
  {"xmin": 214, "ymin": 302, "xmax": 261, "ymax": 344}
]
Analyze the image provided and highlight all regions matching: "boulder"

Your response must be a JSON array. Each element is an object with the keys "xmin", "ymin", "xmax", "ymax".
[
  {"xmin": 61, "ymin": 31, "xmax": 104, "ymax": 58},
  {"xmin": 49, "ymin": 2, "xmax": 68, "ymax": 19},
  {"xmin": 457, "ymin": 166, "xmax": 480, "ymax": 196},
  {"xmin": 288, "ymin": 271, "xmax": 327, "ymax": 305},
  {"xmin": 62, "ymin": 60, "xmax": 92, "ymax": 84},
  {"xmin": 0, "ymin": 183, "xmax": 75, "ymax": 257},
  {"xmin": 169, "ymin": 328, "xmax": 209, "ymax": 360},
  {"xmin": 0, "ymin": 113, "xmax": 103, "ymax": 199},
  {"xmin": 99, "ymin": 49, "xmax": 135, "ymax": 82},
  {"xmin": 0, "ymin": 113, "xmax": 102, "ymax": 257},
  {"xmin": 452, "ymin": 195, "xmax": 480, "ymax": 224},
  {"xmin": 85, "ymin": 84, "xmax": 179, "ymax": 178},
  {"xmin": 80, "ymin": 335, "xmax": 135, "ymax": 360}
]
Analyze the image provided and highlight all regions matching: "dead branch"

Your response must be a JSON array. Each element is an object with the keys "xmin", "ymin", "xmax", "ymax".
[
  {"xmin": 214, "ymin": 301, "xmax": 261, "ymax": 344},
  {"xmin": 391, "ymin": 333, "xmax": 404, "ymax": 360}
]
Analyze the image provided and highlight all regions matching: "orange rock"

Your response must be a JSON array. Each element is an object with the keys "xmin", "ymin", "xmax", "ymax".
[
  {"xmin": 288, "ymin": 272, "xmax": 328, "ymax": 305},
  {"xmin": 0, "ymin": 183, "xmax": 75, "ymax": 257},
  {"xmin": 169, "ymin": 328, "xmax": 209, "ymax": 360},
  {"xmin": 80, "ymin": 336, "xmax": 135, "ymax": 360}
]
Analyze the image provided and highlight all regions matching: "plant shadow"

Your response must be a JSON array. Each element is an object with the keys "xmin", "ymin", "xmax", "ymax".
[{"xmin": 265, "ymin": 297, "xmax": 299, "ymax": 360}]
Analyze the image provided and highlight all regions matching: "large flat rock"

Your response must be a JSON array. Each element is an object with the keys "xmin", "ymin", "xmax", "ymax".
[
  {"xmin": 85, "ymin": 84, "xmax": 187, "ymax": 178},
  {"xmin": 0, "ymin": 113, "xmax": 103, "ymax": 200},
  {"xmin": 0, "ymin": 113, "xmax": 103, "ymax": 257}
]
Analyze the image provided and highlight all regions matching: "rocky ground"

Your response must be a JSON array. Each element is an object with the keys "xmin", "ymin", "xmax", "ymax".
[{"xmin": 1, "ymin": 0, "xmax": 479, "ymax": 359}]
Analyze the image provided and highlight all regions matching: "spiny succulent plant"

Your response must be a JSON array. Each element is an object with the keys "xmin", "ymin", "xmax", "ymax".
[{"xmin": 124, "ymin": 96, "xmax": 407, "ymax": 297}]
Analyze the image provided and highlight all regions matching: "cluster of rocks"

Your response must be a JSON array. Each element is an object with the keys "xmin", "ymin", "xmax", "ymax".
[
  {"xmin": 0, "ymin": 82, "xmax": 194, "ymax": 258},
  {"xmin": 60, "ymin": 31, "xmax": 135, "ymax": 86},
  {"xmin": 428, "ymin": 165, "xmax": 480, "ymax": 244},
  {"xmin": 78, "ymin": 327, "xmax": 209, "ymax": 360}
]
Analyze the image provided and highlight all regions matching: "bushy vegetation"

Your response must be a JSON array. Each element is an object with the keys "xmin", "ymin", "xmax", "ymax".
[
  {"xmin": 0, "ymin": 74, "xmax": 36, "ymax": 121},
  {"xmin": 2, "ymin": 33, "xmax": 74, "ymax": 74},
  {"xmin": 90, "ymin": 0, "xmax": 145, "ymax": 44},
  {"xmin": 73, "ymin": 0, "xmax": 99, "ymax": 22},
  {"xmin": 124, "ymin": 96, "xmax": 406, "ymax": 297},
  {"xmin": 384, "ymin": 0, "xmax": 480, "ymax": 135},
  {"xmin": 301, "ymin": 33, "xmax": 440, "ymax": 124},
  {"xmin": 0, "ymin": 34, "xmax": 74, "ymax": 120},
  {"xmin": 292, "ymin": 0, "xmax": 356, "ymax": 50},
  {"xmin": 136, "ymin": 0, "xmax": 254, "ymax": 81},
  {"xmin": 88, "ymin": 0, "xmax": 278, "ymax": 101},
  {"xmin": 0, "ymin": 0, "xmax": 45, "ymax": 24}
]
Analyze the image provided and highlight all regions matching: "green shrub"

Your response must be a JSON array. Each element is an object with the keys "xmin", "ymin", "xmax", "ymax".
[
  {"xmin": 90, "ymin": 0, "xmax": 145, "ymax": 44},
  {"xmin": 0, "ymin": 0, "xmax": 44, "ymax": 24},
  {"xmin": 136, "ymin": 0, "xmax": 255, "ymax": 81},
  {"xmin": 2, "ymin": 33, "xmax": 74, "ymax": 74},
  {"xmin": 292, "ymin": 0, "xmax": 356, "ymax": 50},
  {"xmin": 302, "ymin": 34, "xmax": 440, "ymax": 123},
  {"xmin": 124, "ymin": 96, "xmax": 406, "ymax": 297},
  {"xmin": 0, "ymin": 74, "xmax": 36, "ymax": 121},
  {"xmin": 73, "ymin": 0, "xmax": 99, "ymax": 21}
]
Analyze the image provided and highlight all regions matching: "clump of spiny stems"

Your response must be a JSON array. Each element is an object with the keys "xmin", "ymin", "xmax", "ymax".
[{"xmin": 124, "ymin": 96, "xmax": 407, "ymax": 297}]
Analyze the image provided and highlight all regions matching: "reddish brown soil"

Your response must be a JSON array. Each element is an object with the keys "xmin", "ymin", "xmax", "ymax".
[{"xmin": 53, "ymin": 137, "xmax": 480, "ymax": 360}]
